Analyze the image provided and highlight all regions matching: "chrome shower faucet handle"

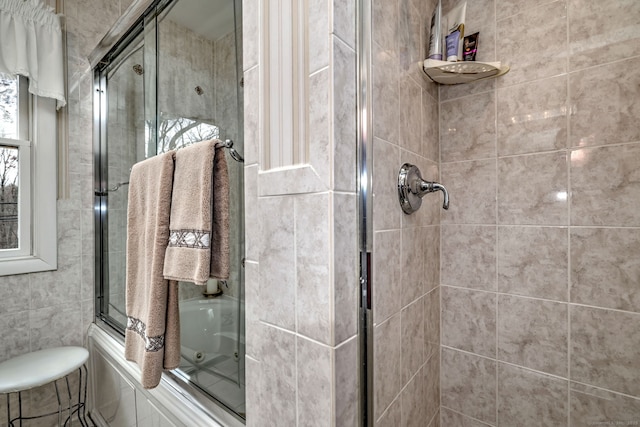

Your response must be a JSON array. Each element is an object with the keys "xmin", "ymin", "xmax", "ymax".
[{"xmin": 398, "ymin": 163, "xmax": 450, "ymax": 214}]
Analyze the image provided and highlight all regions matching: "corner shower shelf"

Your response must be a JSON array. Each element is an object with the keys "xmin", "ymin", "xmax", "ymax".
[{"xmin": 422, "ymin": 59, "xmax": 510, "ymax": 85}]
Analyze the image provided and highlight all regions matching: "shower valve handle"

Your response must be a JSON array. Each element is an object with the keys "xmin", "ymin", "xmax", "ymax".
[{"xmin": 398, "ymin": 163, "xmax": 450, "ymax": 214}]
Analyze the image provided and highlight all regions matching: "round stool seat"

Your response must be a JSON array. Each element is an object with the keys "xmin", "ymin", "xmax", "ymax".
[{"xmin": 0, "ymin": 346, "xmax": 89, "ymax": 394}]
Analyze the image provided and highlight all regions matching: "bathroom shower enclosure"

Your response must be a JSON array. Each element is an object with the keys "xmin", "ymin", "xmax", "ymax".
[{"xmin": 92, "ymin": 0, "xmax": 245, "ymax": 420}]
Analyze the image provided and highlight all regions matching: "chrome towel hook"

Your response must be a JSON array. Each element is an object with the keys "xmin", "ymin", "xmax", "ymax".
[{"xmin": 398, "ymin": 163, "xmax": 450, "ymax": 214}]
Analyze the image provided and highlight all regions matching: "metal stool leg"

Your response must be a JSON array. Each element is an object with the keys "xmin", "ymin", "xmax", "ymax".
[
  {"xmin": 17, "ymin": 392, "xmax": 22, "ymax": 427},
  {"xmin": 64, "ymin": 376, "xmax": 73, "ymax": 427},
  {"xmin": 54, "ymin": 380, "xmax": 62, "ymax": 427},
  {"xmin": 6, "ymin": 393, "xmax": 10, "ymax": 427},
  {"xmin": 78, "ymin": 365, "xmax": 89, "ymax": 427}
]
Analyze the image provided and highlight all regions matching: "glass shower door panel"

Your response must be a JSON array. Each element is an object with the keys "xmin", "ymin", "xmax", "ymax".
[{"xmin": 104, "ymin": 37, "xmax": 146, "ymax": 328}]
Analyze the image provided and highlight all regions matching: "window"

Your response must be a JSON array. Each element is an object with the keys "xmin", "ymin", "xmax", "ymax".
[{"xmin": 0, "ymin": 75, "xmax": 57, "ymax": 275}]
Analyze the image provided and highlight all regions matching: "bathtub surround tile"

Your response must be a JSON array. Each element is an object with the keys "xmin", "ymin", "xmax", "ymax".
[
  {"xmin": 0, "ymin": 275, "xmax": 29, "ymax": 315},
  {"xmin": 440, "ymin": 79, "xmax": 495, "ymax": 103},
  {"xmin": 441, "ymin": 225, "xmax": 497, "ymax": 291},
  {"xmin": 571, "ymin": 306, "xmax": 640, "ymax": 397},
  {"xmin": 570, "ymin": 144, "xmax": 640, "ymax": 227},
  {"xmin": 308, "ymin": 0, "xmax": 329, "ymax": 74},
  {"xmin": 258, "ymin": 196, "xmax": 296, "ymax": 330},
  {"xmin": 296, "ymin": 193, "xmax": 332, "ymax": 344},
  {"xmin": 244, "ymin": 261, "xmax": 261, "ymax": 358},
  {"xmin": 398, "ymin": 0, "xmax": 424, "ymax": 88},
  {"xmin": 423, "ymin": 226, "xmax": 440, "ymax": 292},
  {"xmin": 401, "ymin": 228, "xmax": 425, "ymax": 306},
  {"xmin": 440, "ymin": 407, "xmax": 494, "ymax": 427},
  {"xmin": 335, "ymin": 337, "xmax": 359, "ymax": 427},
  {"xmin": 243, "ymin": 68, "xmax": 260, "ymax": 166},
  {"xmin": 373, "ymin": 230, "xmax": 402, "ymax": 324},
  {"xmin": 401, "ymin": 299, "xmax": 424, "ymax": 383},
  {"xmin": 497, "ymin": 75, "xmax": 568, "ymax": 156},
  {"xmin": 440, "ymin": 91, "xmax": 496, "ymax": 163},
  {"xmin": 259, "ymin": 327, "xmax": 297, "ymax": 426},
  {"xmin": 374, "ymin": 314, "xmax": 402, "ymax": 420},
  {"xmin": 568, "ymin": 0, "xmax": 640, "ymax": 71},
  {"xmin": 372, "ymin": 137, "xmax": 401, "ymax": 231},
  {"xmin": 30, "ymin": 254, "xmax": 82, "ymax": 310},
  {"xmin": 496, "ymin": 1, "xmax": 567, "ymax": 87},
  {"xmin": 570, "ymin": 382, "xmax": 640, "ymax": 427},
  {"xmin": 372, "ymin": 0, "xmax": 398, "ymax": 54},
  {"xmin": 400, "ymin": 367, "xmax": 427, "ymax": 427},
  {"xmin": 376, "ymin": 398, "xmax": 401, "ymax": 427},
  {"xmin": 569, "ymin": 58, "xmax": 640, "ymax": 148},
  {"xmin": 308, "ymin": 69, "xmax": 332, "ymax": 189},
  {"xmin": 332, "ymin": 38, "xmax": 357, "ymax": 193},
  {"xmin": 442, "ymin": 286, "xmax": 496, "ymax": 358},
  {"xmin": 332, "ymin": 0, "xmax": 356, "ymax": 49},
  {"xmin": 333, "ymin": 193, "xmax": 358, "ymax": 344},
  {"xmin": 441, "ymin": 159, "xmax": 497, "ymax": 225},
  {"xmin": 399, "ymin": 79, "xmax": 422, "ymax": 156},
  {"xmin": 498, "ymin": 226, "xmax": 568, "ymax": 301},
  {"xmin": 441, "ymin": 347, "xmax": 497, "ymax": 424},
  {"xmin": 297, "ymin": 337, "xmax": 332, "ymax": 426},
  {"xmin": 571, "ymin": 228, "xmax": 640, "ymax": 312},
  {"xmin": 244, "ymin": 356, "xmax": 262, "ymax": 426},
  {"xmin": 424, "ymin": 287, "xmax": 440, "ymax": 360},
  {"xmin": 424, "ymin": 352, "xmax": 440, "ymax": 423},
  {"xmin": 498, "ymin": 151, "xmax": 568, "ymax": 225},
  {"xmin": 372, "ymin": 46, "xmax": 399, "ymax": 145},
  {"xmin": 497, "ymin": 364, "xmax": 568, "ymax": 426},
  {"xmin": 245, "ymin": 166, "xmax": 259, "ymax": 262},
  {"xmin": 498, "ymin": 295, "xmax": 568, "ymax": 376},
  {"xmin": 423, "ymin": 91, "xmax": 439, "ymax": 162},
  {"xmin": 495, "ymin": 0, "xmax": 555, "ymax": 21}
]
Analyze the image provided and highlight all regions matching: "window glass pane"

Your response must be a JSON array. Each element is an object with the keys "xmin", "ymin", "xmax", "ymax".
[
  {"xmin": 0, "ymin": 76, "xmax": 19, "ymax": 139},
  {"xmin": 0, "ymin": 146, "xmax": 19, "ymax": 249}
]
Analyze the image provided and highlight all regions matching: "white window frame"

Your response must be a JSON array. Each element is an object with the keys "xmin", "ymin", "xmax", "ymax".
[{"xmin": 0, "ymin": 77, "xmax": 57, "ymax": 275}]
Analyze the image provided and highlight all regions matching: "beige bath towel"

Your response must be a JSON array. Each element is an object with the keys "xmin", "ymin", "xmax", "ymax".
[
  {"xmin": 163, "ymin": 139, "xmax": 230, "ymax": 285},
  {"xmin": 124, "ymin": 151, "xmax": 181, "ymax": 389}
]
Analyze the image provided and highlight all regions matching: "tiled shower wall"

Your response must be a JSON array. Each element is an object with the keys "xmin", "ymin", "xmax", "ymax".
[
  {"xmin": 370, "ymin": 0, "xmax": 441, "ymax": 425},
  {"xmin": 439, "ymin": 0, "xmax": 640, "ymax": 425},
  {"xmin": 242, "ymin": 0, "xmax": 360, "ymax": 425},
  {"xmin": 0, "ymin": 0, "xmax": 131, "ymax": 425}
]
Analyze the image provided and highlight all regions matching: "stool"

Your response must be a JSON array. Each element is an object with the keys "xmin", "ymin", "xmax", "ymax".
[{"xmin": 0, "ymin": 347, "xmax": 90, "ymax": 427}]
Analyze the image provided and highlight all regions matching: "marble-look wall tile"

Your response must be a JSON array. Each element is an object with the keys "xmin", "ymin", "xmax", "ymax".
[
  {"xmin": 400, "ymin": 366, "xmax": 426, "ymax": 427},
  {"xmin": 332, "ymin": 0, "xmax": 356, "ymax": 49},
  {"xmin": 400, "ymin": 79, "xmax": 422, "ymax": 155},
  {"xmin": 243, "ymin": 67, "xmax": 260, "ymax": 166},
  {"xmin": 373, "ymin": 0, "xmax": 398, "ymax": 53},
  {"xmin": 496, "ymin": 1, "xmax": 567, "ymax": 87},
  {"xmin": 498, "ymin": 295, "xmax": 568, "ymax": 376},
  {"xmin": 442, "ymin": 286, "xmax": 496, "ymax": 357},
  {"xmin": 497, "ymin": 75, "xmax": 568, "ymax": 156},
  {"xmin": 441, "ymin": 348, "xmax": 497, "ymax": 424},
  {"xmin": 568, "ymin": 0, "xmax": 640, "ymax": 71},
  {"xmin": 423, "ymin": 91, "xmax": 439, "ymax": 162},
  {"xmin": 441, "ymin": 225, "xmax": 497, "ymax": 291},
  {"xmin": 440, "ymin": 407, "xmax": 494, "ymax": 427},
  {"xmin": 424, "ymin": 353, "xmax": 440, "ymax": 423},
  {"xmin": 373, "ymin": 230, "xmax": 402, "ymax": 324},
  {"xmin": 297, "ymin": 337, "xmax": 332, "ymax": 426},
  {"xmin": 424, "ymin": 287, "xmax": 440, "ymax": 360},
  {"xmin": 423, "ymin": 226, "xmax": 440, "ymax": 292},
  {"xmin": 571, "ymin": 306, "xmax": 640, "ymax": 397},
  {"xmin": 259, "ymin": 326, "xmax": 296, "ymax": 425},
  {"xmin": 401, "ymin": 227, "xmax": 425, "ymax": 306},
  {"xmin": 372, "ymin": 46, "xmax": 399, "ymax": 145},
  {"xmin": 570, "ymin": 144, "xmax": 640, "ymax": 227},
  {"xmin": 244, "ymin": 261, "xmax": 261, "ymax": 358},
  {"xmin": 244, "ymin": 165, "xmax": 259, "ymax": 261},
  {"xmin": 440, "ymin": 79, "xmax": 495, "ymax": 103},
  {"xmin": 373, "ymin": 137, "xmax": 401, "ymax": 231},
  {"xmin": 242, "ymin": 0, "xmax": 258, "ymax": 71},
  {"xmin": 0, "ymin": 275, "xmax": 29, "ymax": 315},
  {"xmin": 0, "ymin": 311, "xmax": 30, "ymax": 363},
  {"xmin": 376, "ymin": 398, "xmax": 401, "ymax": 427},
  {"xmin": 398, "ymin": 0, "xmax": 425, "ymax": 88},
  {"xmin": 569, "ymin": 58, "xmax": 640, "ymax": 148},
  {"xmin": 374, "ymin": 314, "xmax": 402, "ymax": 420},
  {"xmin": 495, "ymin": 0, "xmax": 555, "ymax": 20},
  {"xmin": 335, "ymin": 337, "xmax": 359, "ymax": 427},
  {"xmin": 498, "ymin": 152, "xmax": 568, "ymax": 225},
  {"xmin": 498, "ymin": 364, "xmax": 568, "ymax": 426},
  {"xmin": 571, "ymin": 228, "xmax": 640, "ymax": 313},
  {"xmin": 332, "ymin": 38, "xmax": 357, "ymax": 193},
  {"xmin": 440, "ymin": 92, "xmax": 496, "ymax": 162},
  {"xmin": 333, "ymin": 193, "xmax": 358, "ymax": 344},
  {"xmin": 401, "ymin": 299, "xmax": 424, "ymax": 383},
  {"xmin": 498, "ymin": 226, "xmax": 568, "ymax": 301},
  {"xmin": 29, "ymin": 302, "xmax": 83, "ymax": 351},
  {"xmin": 258, "ymin": 196, "xmax": 295, "ymax": 330},
  {"xmin": 441, "ymin": 159, "xmax": 497, "ymax": 225},
  {"xmin": 308, "ymin": 0, "xmax": 329, "ymax": 73},
  {"xmin": 244, "ymin": 356, "xmax": 262, "ymax": 427},
  {"xmin": 570, "ymin": 382, "xmax": 640, "ymax": 427},
  {"xmin": 296, "ymin": 193, "xmax": 332, "ymax": 344},
  {"xmin": 308, "ymin": 69, "xmax": 331, "ymax": 189}
]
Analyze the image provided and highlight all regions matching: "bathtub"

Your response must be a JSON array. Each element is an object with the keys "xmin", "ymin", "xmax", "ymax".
[{"xmin": 179, "ymin": 296, "xmax": 244, "ymax": 369}]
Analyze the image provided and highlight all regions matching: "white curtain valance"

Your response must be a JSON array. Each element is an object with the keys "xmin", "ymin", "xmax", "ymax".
[{"xmin": 0, "ymin": 0, "xmax": 65, "ymax": 109}]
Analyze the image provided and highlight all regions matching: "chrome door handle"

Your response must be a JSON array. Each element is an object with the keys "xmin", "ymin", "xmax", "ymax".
[{"xmin": 398, "ymin": 163, "xmax": 450, "ymax": 214}]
